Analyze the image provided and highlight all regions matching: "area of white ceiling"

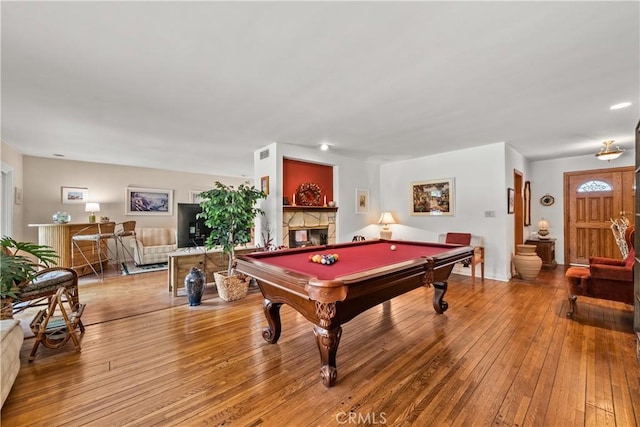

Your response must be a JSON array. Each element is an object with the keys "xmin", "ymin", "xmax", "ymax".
[{"xmin": 2, "ymin": 1, "xmax": 638, "ymax": 177}]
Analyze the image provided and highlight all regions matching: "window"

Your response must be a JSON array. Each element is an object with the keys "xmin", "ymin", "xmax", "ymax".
[{"xmin": 577, "ymin": 180, "xmax": 612, "ymax": 192}]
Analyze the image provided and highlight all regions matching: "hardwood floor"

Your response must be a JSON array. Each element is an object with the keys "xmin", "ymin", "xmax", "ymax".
[{"xmin": 2, "ymin": 267, "xmax": 639, "ymax": 426}]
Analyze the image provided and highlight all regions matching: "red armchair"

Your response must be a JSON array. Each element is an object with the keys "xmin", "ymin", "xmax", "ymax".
[{"xmin": 565, "ymin": 226, "xmax": 635, "ymax": 317}]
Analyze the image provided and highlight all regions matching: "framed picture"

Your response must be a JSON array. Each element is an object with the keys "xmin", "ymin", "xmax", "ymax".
[
  {"xmin": 14, "ymin": 187, "xmax": 22, "ymax": 205},
  {"xmin": 524, "ymin": 181, "xmax": 531, "ymax": 225},
  {"xmin": 507, "ymin": 188, "xmax": 515, "ymax": 214},
  {"xmin": 190, "ymin": 191, "xmax": 205, "ymax": 204},
  {"xmin": 261, "ymin": 176, "xmax": 269, "ymax": 195},
  {"xmin": 126, "ymin": 187, "xmax": 173, "ymax": 215},
  {"xmin": 355, "ymin": 188, "xmax": 369, "ymax": 214},
  {"xmin": 411, "ymin": 178, "xmax": 454, "ymax": 216},
  {"xmin": 61, "ymin": 186, "xmax": 88, "ymax": 204}
]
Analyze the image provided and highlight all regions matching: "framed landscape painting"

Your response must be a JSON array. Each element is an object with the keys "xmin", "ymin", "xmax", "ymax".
[
  {"xmin": 411, "ymin": 178, "xmax": 454, "ymax": 216},
  {"xmin": 61, "ymin": 186, "xmax": 88, "ymax": 204},
  {"xmin": 126, "ymin": 187, "xmax": 173, "ymax": 215}
]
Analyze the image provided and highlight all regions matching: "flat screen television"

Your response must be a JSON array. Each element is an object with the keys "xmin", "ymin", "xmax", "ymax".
[{"xmin": 177, "ymin": 203, "xmax": 212, "ymax": 248}]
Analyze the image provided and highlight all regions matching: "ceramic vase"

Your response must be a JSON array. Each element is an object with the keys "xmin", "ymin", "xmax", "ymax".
[
  {"xmin": 184, "ymin": 267, "xmax": 206, "ymax": 306},
  {"xmin": 513, "ymin": 244, "xmax": 542, "ymax": 280}
]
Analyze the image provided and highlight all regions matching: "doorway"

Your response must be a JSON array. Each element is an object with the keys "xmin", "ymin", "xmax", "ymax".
[{"xmin": 564, "ymin": 166, "xmax": 635, "ymax": 265}]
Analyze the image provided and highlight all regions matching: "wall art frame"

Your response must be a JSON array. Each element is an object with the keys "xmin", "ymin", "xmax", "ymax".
[
  {"xmin": 355, "ymin": 188, "xmax": 369, "ymax": 214},
  {"xmin": 524, "ymin": 181, "xmax": 531, "ymax": 225},
  {"xmin": 61, "ymin": 186, "xmax": 88, "ymax": 204},
  {"xmin": 126, "ymin": 187, "xmax": 173, "ymax": 215},
  {"xmin": 507, "ymin": 187, "xmax": 515, "ymax": 214},
  {"xmin": 411, "ymin": 178, "xmax": 454, "ymax": 216},
  {"xmin": 190, "ymin": 191, "xmax": 206, "ymax": 204},
  {"xmin": 261, "ymin": 176, "xmax": 270, "ymax": 195}
]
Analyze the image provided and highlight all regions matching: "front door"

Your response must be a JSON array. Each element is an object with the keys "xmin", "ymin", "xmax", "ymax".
[{"xmin": 564, "ymin": 167, "xmax": 635, "ymax": 265}]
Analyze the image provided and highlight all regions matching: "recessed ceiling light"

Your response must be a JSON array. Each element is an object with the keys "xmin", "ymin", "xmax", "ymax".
[
  {"xmin": 320, "ymin": 143, "xmax": 330, "ymax": 151},
  {"xmin": 610, "ymin": 102, "xmax": 631, "ymax": 110}
]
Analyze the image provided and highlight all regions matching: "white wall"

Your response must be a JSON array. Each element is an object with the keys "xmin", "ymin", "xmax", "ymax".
[
  {"xmin": 529, "ymin": 150, "xmax": 635, "ymax": 265},
  {"xmin": 22, "ymin": 156, "xmax": 250, "ymax": 243},
  {"xmin": 380, "ymin": 143, "xmax": 511, "ymax": 281},
  {"xmin": 254, "ymin": 142, "xmax": 381, "ymax": 246}
]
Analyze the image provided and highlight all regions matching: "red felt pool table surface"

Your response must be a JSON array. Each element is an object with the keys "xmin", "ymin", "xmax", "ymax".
[{"xmin": 254, "ymin": 240, "xmax": 457, "ymax": 280}]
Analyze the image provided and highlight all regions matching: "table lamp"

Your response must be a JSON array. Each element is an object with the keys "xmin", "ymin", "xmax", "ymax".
[
  {"xmin": 85, "ymin": 202, "xmax": 100, "ymax": 223},
  {"xmin": 537, "ymin": 218, "xmax": 550, "ymax": 239},
  {"xmin": 378, "ymin": 212, "xmax": 396, "ymax": 239}
]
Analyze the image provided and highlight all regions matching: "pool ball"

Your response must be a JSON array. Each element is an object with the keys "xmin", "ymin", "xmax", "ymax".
[{"xmin": 390, "ymin": 245, "xmax": 396, "ymax": 251}]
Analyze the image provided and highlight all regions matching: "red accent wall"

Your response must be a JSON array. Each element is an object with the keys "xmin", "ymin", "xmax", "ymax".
[{"xmin": 283, "ymin": 159, "xmax": 334, "ymax": 204}]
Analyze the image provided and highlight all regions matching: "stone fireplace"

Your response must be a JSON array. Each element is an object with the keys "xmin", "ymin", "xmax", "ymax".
[{"xmin": 283, "ymin": 206, "xmax": 337, "ymax": 248}]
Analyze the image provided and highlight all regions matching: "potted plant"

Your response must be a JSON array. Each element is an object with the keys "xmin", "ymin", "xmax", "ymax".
[
  {"xmin": 197, "ymin": 181, "xmax": 266, "ymax": 301},
  {"xmin": 0, "ymin": 236, "xmax": 58, "ymax": 319}
]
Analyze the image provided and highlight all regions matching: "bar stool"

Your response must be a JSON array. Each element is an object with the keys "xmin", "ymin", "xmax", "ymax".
[
  {"xmin": 71, "ymin": 222, "xmax": 117, "ymax": 280},
  {"xmin": 114, "ymin": 221, "xmax": 138, "ymax": 270}
]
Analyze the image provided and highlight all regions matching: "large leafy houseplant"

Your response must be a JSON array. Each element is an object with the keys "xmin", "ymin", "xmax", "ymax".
[
  {"xmin": 197, "ymin": 181, "xmax": 266, "ymax": 276},
  {"xmin": 1, "ymin": 236, "xmax": 58, "ymax": 318}
]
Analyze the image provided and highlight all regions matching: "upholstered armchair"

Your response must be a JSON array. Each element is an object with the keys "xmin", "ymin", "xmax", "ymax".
[
  {"xmin": 565, "ymin": 226, "xmax": 635, "ymax": 317},
  {"xmin": 129, "ymin": 227, "xmax": 177, "ymax": 266}
]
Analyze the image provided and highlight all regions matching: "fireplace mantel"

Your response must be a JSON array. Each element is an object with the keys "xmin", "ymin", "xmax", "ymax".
[
  {"xmin": 282, "ymin": 206, "xmax": 337, "ymax": 247},
  {"xmin": 284, "ymin": 206, "xmax": 338, "ymax": 212}
]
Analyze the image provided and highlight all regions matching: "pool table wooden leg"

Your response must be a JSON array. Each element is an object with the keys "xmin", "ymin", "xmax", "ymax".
[
  {"xmin": 432, "ymin": 281, "xmax": 449, "ymax": 314},
  {"xmin": 262, "ymin": 298, "xmax": 282, "ymax": 344},
  {"xmin": 313, "ymin": 325, "xmax": 343, "ymax": 387}
]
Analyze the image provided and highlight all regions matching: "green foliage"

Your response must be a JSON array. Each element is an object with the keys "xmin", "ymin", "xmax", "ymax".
[
  {"xmin": 1, "ymin": 236, "xmax": 59, "ymax": 299},
  {"xmin": 197, "ymin": 181, "xmax": 266, "ymax": 275}
]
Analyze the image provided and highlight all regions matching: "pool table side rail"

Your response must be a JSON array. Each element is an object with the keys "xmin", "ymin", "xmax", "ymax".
[{"xmin": 235, "ymin": 242, "xmax": 473, "ymax": 304}]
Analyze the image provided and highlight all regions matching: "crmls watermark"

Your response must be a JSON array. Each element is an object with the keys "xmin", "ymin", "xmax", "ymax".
[{"xmin": 335, "ymin": 411, "xmax": 387, "ymax": 425}]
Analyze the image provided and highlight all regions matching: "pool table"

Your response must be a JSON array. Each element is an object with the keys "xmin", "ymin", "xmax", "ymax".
[{"xmin": 235, "ymin": 239, "xmax": 473, "ymax": 387}]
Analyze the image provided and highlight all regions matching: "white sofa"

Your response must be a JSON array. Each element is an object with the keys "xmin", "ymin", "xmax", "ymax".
[
  {"xmin": 1, "ymin": 319, "xmax": 23, "ymax": 407},
  {"xmin": 129, "ymin": 227, "xmax": 177, "ymax": 266}
]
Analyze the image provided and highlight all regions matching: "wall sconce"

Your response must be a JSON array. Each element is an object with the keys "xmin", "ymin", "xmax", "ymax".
[
  {"xmin": 85, "ymin": 202, "xmax": 100, "ymax": 223},
  {"xmin": 378, "ymin": 212, "xmax": 397, "ymax": 239},
  {"xmin": 537, "ymin": 218, "xmax": 550, "ymax": 239},
  {"xmin": 595, "ymin": 140, "xmax": 624, "ymax": 161}
]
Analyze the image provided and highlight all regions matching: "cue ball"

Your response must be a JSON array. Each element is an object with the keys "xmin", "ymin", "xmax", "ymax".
[{"xmin": 390, "ymin": 245, "xmax": 396, "ymax": 251}]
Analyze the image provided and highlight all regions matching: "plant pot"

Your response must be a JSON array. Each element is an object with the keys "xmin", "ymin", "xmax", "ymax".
[
  {"xmin": 1, "ymin": 297, "xmax": 14, "ymax": 320},
  {"xmin": 214, "ymin": 271, "xmax": 251, "ymax": 301},
  {"xmin": 184, "ymin": 267, "xmax": 206, "ymax": 306},
  {"xmin": 513, "ymin": 244, "xmax": 542, "ymax": 281}
]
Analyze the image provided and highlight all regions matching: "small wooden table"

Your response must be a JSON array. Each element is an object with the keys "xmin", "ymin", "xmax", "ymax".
[
  {"xmin": 167, "ymin": 246, "xmax": 258, "ymax": 297},
  {"xmin": 524, "ymin": 238, "xmax": 557, "ymax": 269}
]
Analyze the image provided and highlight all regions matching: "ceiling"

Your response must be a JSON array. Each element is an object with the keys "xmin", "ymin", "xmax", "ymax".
[{"xmin": 2, "ymin": 2, "xmax": 639, "ymax": 178}]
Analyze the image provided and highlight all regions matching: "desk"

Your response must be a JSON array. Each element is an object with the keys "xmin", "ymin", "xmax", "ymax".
[
  {"xmin": 235, "ymin": 239, "xmax": 473, "ymax": 387},
  {"xmin": 167, "ymin": 246, "xmax": 258, "ymax": 297}
]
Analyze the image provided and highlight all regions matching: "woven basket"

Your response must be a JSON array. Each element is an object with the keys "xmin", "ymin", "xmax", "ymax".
[{"xmin": 213, "ymin": 271, "xmax": 251, "ymax": 301}]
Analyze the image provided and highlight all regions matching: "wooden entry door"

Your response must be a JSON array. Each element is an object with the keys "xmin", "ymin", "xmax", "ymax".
[{"xmin": 565, "ymin": 167, "xmax": 635, "ymax": 265}]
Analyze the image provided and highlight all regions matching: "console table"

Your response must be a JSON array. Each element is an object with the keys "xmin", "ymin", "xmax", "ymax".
[
  {"xmin": 167, "ymin": 246, "xmax": 258, "ymax": 297},
  {"xmin": 524, "ymin": 238, "xmax": 557, "ymax": 269}
]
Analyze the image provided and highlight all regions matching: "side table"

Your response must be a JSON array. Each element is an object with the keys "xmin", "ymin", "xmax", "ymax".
[{"xmin": 524, "ymin": 238, "xmax": 557, "ymax": 269}]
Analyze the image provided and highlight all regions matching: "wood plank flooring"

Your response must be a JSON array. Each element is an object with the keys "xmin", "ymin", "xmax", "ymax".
[{"xmin": 2, "ymin": 267, "xmax": 639, "ymax": 426}]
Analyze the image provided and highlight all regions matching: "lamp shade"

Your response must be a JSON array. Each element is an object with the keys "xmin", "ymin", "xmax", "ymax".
[
  {"xmin": 595, "ymin": 140, "xmax": 624, "ymax": 161},
  {"xmin": 85, "ymin": 202, "xmax": 100, "ymax": 213},
  {"xmin": 537, "ymin": 219, "xmax": 549, "ymax": 230},
  {"xmin": 378, "ymin": 212, "xmax": 396, "ymax": 226}
]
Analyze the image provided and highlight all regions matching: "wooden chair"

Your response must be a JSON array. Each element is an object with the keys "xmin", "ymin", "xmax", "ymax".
[
  {"xmin": 28, "ymin": 286, "xmax": 86, "ymax": 361},
  {"xmin": 444, "ymin": 232, "xmax": 485, "ymax": 284}
]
